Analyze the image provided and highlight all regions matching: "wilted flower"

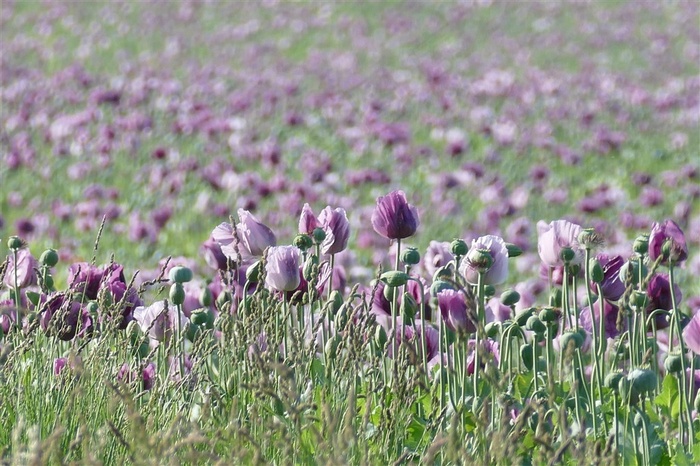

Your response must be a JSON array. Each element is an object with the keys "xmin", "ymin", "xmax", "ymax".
[
  {"xmin": 265, "ymin": 246, "xmax": 301, "ymax": 292},
  {"xmin": 371, "ymin": 190, "xmax": 420, "ymax": 240},
  {"xmin": 460, "ymin": 235, "xmax": 509, "ymax": 285},
  {"xmin": 648, "ymin": 219, "xmax": 688, "ymax": 264},
  {"xmin": 133, "ymin": 300, "xmax": 187, "ymax": 345},
  {"xmin": 437, "ymin": 289, "xmax": 476, "ymax": 334},
  {"xmin": 3, "ymin": 248, "xmax": 38, "ymax": 289},
  {"xmin": 591, "ymin": 254, "xmax": 625, "ymax": 301},
  {"xmin": 318, "ymin": 206, "xmax": 350, "ymax": 255},
  {"xmin": 537, "ymin": 219, "xmax": 584, "ymax": 267}
]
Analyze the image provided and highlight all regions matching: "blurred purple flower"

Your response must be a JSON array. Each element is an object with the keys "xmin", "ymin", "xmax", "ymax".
[
  {"xmin": 591, "ymin": 254, "xmax": 625, "ymax": 301},
  {"xmin": 649, "ymin": 219, "xmax": 688, "ymax": 264},
  {"xmin": 133, "ymin": 300, "xmax": 187, "ymax": 345},
  {"xmin": 579, "ymin": 299, "xmax": 623, "ymax": 339},
  {"xmin": 201, "ymin": 237, "xmax": 233, "ymax": 271},
  {"xmin": 646, "ymin": 273, "xmax": 683, "ymax": 329},
  {"xmin": 423, "ymin": 241, "xmax": 454, "ymax": 278},
  {"xmin": 40, "ymin": 293, "xmax": 92, "ymax": 341},
  {"xmin": 683, "ymin": 312, "xmax": 700, "ymax": 355},
  {"xmin": 371, "ymin": 190, "xmax": 420, "ymax": 240},
  {"xmin": 265, "ymin": 246, "xmax": 301, "ymax": 292}
]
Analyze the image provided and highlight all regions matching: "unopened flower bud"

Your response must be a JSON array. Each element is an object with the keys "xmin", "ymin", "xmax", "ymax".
[
  {"xmin": 628, "ymin": 368, "xmax": 656, "ymax": 395},
  {"xmin": 401, "ymin": 247, "xmax": 421, "ymax": 266},
  {"xmin": 559, "ymin": 247, "xmax": 575, "ymax": 263},
  {"xmin": 500, "ymin": 289, "xmax": 520, "ymax": 306},
  {"xmin": 42, "ymin": 274, "xmax": 54, "ymax": 290},
  {"xmin": 216, "ymin": 290, "xmax": 232, "ymax": 310},
  {"xmin": 520, "ymin": 343, "xmax": 534, "ymax": 370},
  {"xmin": 589, "ymin": 258, "xmax": 604, "ymax": 283},
  {"xmin": 293, "ymin": 234, "xmax": 313, "ymax": 251},
  {"xmin": 39, "ymin": 249, "xmax": 59, "ymax": 267},
  {"xmin": 549, "ymin": 288, "xmax": 562, "ymax": 308},
  {"xmin": 450, "ymin": 239, "xmax": 468, "ymax": 257},
  {"xmin": 199, "ymin": 287, "xmax": 213, "ymax": 307},
  {"xmin": 169, "ymin": 266, "xmax": 193, "ymax": 284},
  {"xmin": 400, "ymin": 292, "xmax": 418, "ymax": 322},
  {"xmin": 170, "ymin": 283, "xmax": 185, "ymax": 305},
  {"xmin": 87, "ymin": 301, "xmax": 99, "ymax": 316},
  {"xmin": 191, "ymin": 307, "xmax": 213, "ymax": 328},
  {"xmin": 526, "ymin": 315, "xmax": 546, "ymax": 334},
  {"xmin": 633, "ymin": 234, "xmax": 649, "ymax": 255},
  {"xmin": 374, "ymin": 325, "xmax": 388, "ymax": 349},
  {"xmin": 505, "ymin": 243, "xmax": 522, "ymax": 258},
  {"xmin": 312, "ymin": 227, "xmax": 326, "ymax": 244},
  {"xmin": 484, "ymin": 322, "xmax": 500, "ymax": 338},
  {"xmin": 246, "ymin": 260, "xmax": 262, "ymax": 283},
  {"xmin": 380, "ymin": 271, "xmax": 410, "ymax": 287},
  {"xmin": 483, "ymin": 285, "xmax": 496, "ymax": 298},
  {"xmin": 327, "ymin": 290, "xmax": 344, "ymax": 317},
  {"xmin": 515, "ymin": 307, "xmax": 536, "ymax": 327},
  {"xmin": 664, "ymin": 354, "xmax": 684, "ymax": 373},
  {"xmin": 631, "ymin": 290, "xmax": 647, "ymax": 310},
  {"xmin": 604, "ymin": 371, "xmax": 624, "ymax": 392},
  {"xmin": 7, "ymin": 236, "xmax": 23, "ymax": 250}
]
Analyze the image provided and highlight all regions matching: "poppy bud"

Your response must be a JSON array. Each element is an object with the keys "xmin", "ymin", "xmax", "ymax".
[
  {"xmin": 604, "ymin": 371, "xmax": 624, "ymax": 392},
  {"xmin": 549, "ymin": 288, "xmax": 562, "ymax": 308},
  {"xmin": 500, "ymin": 289, "xmax": 520, "ymax": 306},
  {"xmin": 312, "ymin": 227, "xmax": 326, "ymax": 244},
  {"xmin": 515, "ymin": 307, "xmax": 536, "ymax": 327},
  {"xmin": 39, "ymin": 249, "xmax": 59, "ymax": 267},
  {"xmin": 170, "ymin": 283, "xmax": 185, "ymax": 305},
  {"xmin": 401, "ymin": 247, "xmax": 421, "ymax": 266},
  {"xmin": 169, "ymin": 266, "xmax": 193, "ymax": 284},
  {"xmin": 430, "ymin": 279, "xmax": 453, "ymax": 297},
  {"xmin": 450, "ymin": 239, "xmax": 468, "ymax": 257},
  {"xmin": 664, "ymin": 354, "xmax": 684, "ymax": 373},
  {"xmin": 505, "ymin": 243, "xmax": 522, "ymax": 258},
  {"xmin": 485, "ymin": 322, "xmax": 500, "ymax": 338},
  {"xmin": 628, "ymin": 368, "xmax": 656, "ymax": 395},
  {"xmin": 325, "ymin": 335, "xmax": 341, "ymax": 360},
  {"xmin": 483, "ymin": 285, "xmax": 496, "ymax": 298},
  {"xmin": 7, "ymin": 236, "xmax": 23, "ymax": 250},
  {"xmin": 633, "ymin": 234, "xmax": 649, "ymax": 255},
  {"xmin": 374, "ymin": 325, "xmax": 388, "ymax": 349},
  {"xmin": 520, "ymin": 343, "xmax": 534, "ymax": 369},
  {"xmin": 380, "ymin": 271, "xmax": 410, "ymax": 287},
  {"xmin": 199, "ymin": 287, "xmax": 212, "ymax": 307},
  {"xmin": 589, "ymin": 258, "xmax": 604, "ymax": 283},
  {"xmin": 246, "ymin": 260, "xmax": 262, "ymax": 283},
  {"xmin": 526, "ymin": 315, "xmax": 546, "ymax": 334},
  {"xmin": 401, "ymin": 292, "xmax": 418, "ymax": 323},
  {"xmin": 560, "ymin": 331, "xmax": 583, "ymax": 350}
]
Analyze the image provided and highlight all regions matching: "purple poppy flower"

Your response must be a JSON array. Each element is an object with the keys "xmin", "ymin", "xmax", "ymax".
[
  {"xmin": 460, "ymin": 235, "xmax": 510, "ymax": 285},
  {"xmin": 40, "ymin": 293, "xmax": 91, "ymax": 341},
  {"xmin": 200, "ymin": 237, "xmax": 233, "ymax": 271},
  {"xmin": 102, "ymin": 280, "xmax": 142, "ymax": 329},
  {"xmin": 318, "ymin": 206, "xmax": 350, "ymax": 255},
  {"xmin": 54, "ymin": 357, "xmax": 68, "ymax": 376},
  {"xmin": 67, "ymin": 262, "xmax": 105, "ymax": 300},
  {"xmin": 591, "ymin": 254, "xmax": 625, "ymax": 301},
  {"xmin": 423, "ymin": 241, "xmax": 454, "ymax": 278},
  {"xmin": 537, "ymin": 219, "xmax": 583, "ymax": 267},
  {"xmin": 649, "ymin": 219, "xmax": 688, "ymax": 264},
  {"xmin": 683, "ymin": 312, "xmax": 700, "ymax": 355},
  {"xmin": 437, "ymin": 289, "xmax": 476, "ymax": 334},
  {"xmin": 265, "ymin": 246, "xmax": 301, "ymax": 292},
  {"xmin": 646, "ymin": 273, "xmax": 683, "ymax": 329},
  {"xmin": 142, "ymin": 362, "xmax": 156, "ymax": 390},
  {"xmin": 298, "ymin": 203, "xmax": 319, "ymax": 235},
  {"xmin": 371, "ymin": 190, "xmax": 420, "ymax": 240},
  {"xmin": 133, "ymin": 300, "xmax": 187, "ymax": 345},
  {"xmin": 3, "ymin": 248, "xmax": 38, "ymax": 289},
  {"xmin": 579, "ymin": 299, "xmax": 623, "ymax": 339},
  {"xmin": 467, "ymin": 339, "xmax": 500, "ymax": 376},
  {"xmin": 237, "ymin": 209, "xmax": 277, "ymax": 258}
]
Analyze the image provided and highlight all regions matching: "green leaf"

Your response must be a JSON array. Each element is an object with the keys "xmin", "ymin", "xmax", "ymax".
[
  {"xmin": 674, "ymin": 443, "xmax": 692, "ymax": 466},
  {"xmin": 655, "ymin": 374, "xmax": 679, "ymax": 422}
]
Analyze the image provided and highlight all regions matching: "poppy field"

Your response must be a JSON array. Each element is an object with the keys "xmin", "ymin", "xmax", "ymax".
[{"xmin": 1, "ymin": 1, "xmax": 699, "ymax": 464}]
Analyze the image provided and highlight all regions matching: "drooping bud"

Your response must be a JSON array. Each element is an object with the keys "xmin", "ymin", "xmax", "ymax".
[
  {"xmin": 664, "ymin": 354, "xmax": 684, "ymax": 373},
  {"xmin": 589, "ymin": 258, "xmax": 604, "ymax": 283},
  {"xmin": 327, "ymin": 290, "xmax": 344, "ymax": 317},
  {"xmin": 380, "ymin": 271, "xmax": 410, "ymax": 287},
  {"xmin": 324, "ymin": 335, "xmax": 341, "ymax": 360},
  {"xmin": 374, "ymin": 325, "xmax": 388, "ymax": 349},
  {"xmin": 400, "ymin": 292, "xmax": 418, "ymax": 322},
  {"xmin": 500, "ymin": 289, "xmax": 520, "ymax": 306},
  {"xmin": 604, "ymin": 371, "xmax": 624, "ymax": 392},
  {"xmin": 505, "ymin": 243, "xmax": 522, "ymax": 258},
  {"xmin": 246, "ymin": 260, "xmax": 262, "ymax": 283},
  {"xmin": 484, "ymin": 322, "xmax": 500, "ymax": 338},
  {"xmin": 526, "ymin": 315, "xmax": 546, "ymax": 334},
  {"xmin": 169, "ymin": 283, "xmax": 185, "ymax": 305},
  {"xmin": 483, "ymin": 285, "xmax": 496, "ymax": 298},
  {"xmin": 515, "ymin": 307, "xmax": 535, "ymax": 327}
]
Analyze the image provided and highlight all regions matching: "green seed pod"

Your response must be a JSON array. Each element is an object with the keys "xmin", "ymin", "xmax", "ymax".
[
  {"xmin": 664, "ymin": 353, "xmax": 684, "ymax": 373},
  {"xmin": 526, "ymin": 315, "xmax": 546, "ymax": 334},
  {"xmin": 186, "ymin": 322, "xmax": 202, "ymax": 342},
  {"xmin": 500, "ymin": 289, "xmax": 520, "ymax": 306},
  {"xmin": 400, "ymin": 292, "xmax": 418, "ymax": 323},
  {"xmin": 199, "ymin": 287, "xmax": 213, "ymax": 307},
  {"xmin": 538, "ymin": 307, "xmax": 558, "ymax": 323},
  {"xmin": 430, "ymin": 279, "xmax": 453, "ymax": 297},
  {"xmin": 401, "ymin": 247, "xmax": 421, "ymax": 266},
  {"xmin": 169, "ymin": 266, "xmax": 193, "ymax": 284},
  {"xmin": 324, "ymin": 335, "xmax": 341, "ymax": 360},
  {"xmin": 484, "ymin": 322, "xmax": 500, "ymax": 338},
  {"xmin": 190, "ymin": 307, "xmax": 212, "ymax": 327},
  {"xmin": 483, "ymin": 285, "xmax": 496, "ymax": 298},
  {"xmin": 567, "ymin": 263, "xmax": 580, "ymax": 276},
  {"xmin": 589, "ymin": 258, "xmax": 604, "ymax": 283},
  {"xmin": 559, "ymin": 247, "xmax": 575, "ymax": 263},
  {"xmin": 628, "ymin": 368, "xmax": 657, "ymax": 395},
  {"xmin": 515, "ymin": 307, "xmax": 535, "ymax": 327},
  {"xmin": 520, "ymin": 343, "xmax": 534, "ymax": 370},
  {"xmin": 380, "ymin": 271, "xmax": 410, "ymax": 287},
  {"xmin": 549, "ymin": 288, "xmax": 562, "ymax": 308},
  {"xmin": 560, "ymin": 331, "xmax": 583, "ymax": 350},
  {"xmin": 303, "ymin": 254, "xmax": 319, "ymax": 282},
  {"xmin": 293, "ymin": 234, "xmax": 313, "ymax": 251},
  {"xmin": 7, "ymin": 236, "xmax": 23, "ymax": 250},
  {"xmin": 577, "ymin": 228, "xmax": 600, "ymax": 248},
  {"xmin": 169, "ymin": 283, "xmax": 185, "ymax": 306},
  {"xmin": 246, "ymin": 260, "xmax": 262, "ymax": 283},
  {"xmin": 466, "ymin": 248, "xmax": 493, "ymax": 273},
  {"xmin": 374, "ymin": 325, "xmax": 388, "ymax": 349},
  {"xmin": 216, "ymin": 290, "xmax": 232, "ymax": 310},
  {"xmin": 505, "ymin": 243, "xmax": 522, "ymax": 258},
  {"xmin": 633, "ymin": 234, "xmax": 649, "ymax": 255},
  {"xmin": 39, "ymin": 249, "xmax": 59, "ymax": 267},
  {"xmin": 604, "ymin": 371, "xmax": 624, "ymax": 392},
  {"xmin": 327, "ymin": 290, "xmax": 343, "ymax": 317},
  {"xmin": 87, "ymin": 301, "xmax": 99, "ymax": 316},
  {"xmin": 631, "ymin": 290, "xmax": 648, "ymax": 310},
  {"xmin": 450, "ymin": 239, "xmax": 468, "ymax": 257},
  {"xmin": 312, "ymin": 227, "xmax": 327, "ymax": 244}
]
